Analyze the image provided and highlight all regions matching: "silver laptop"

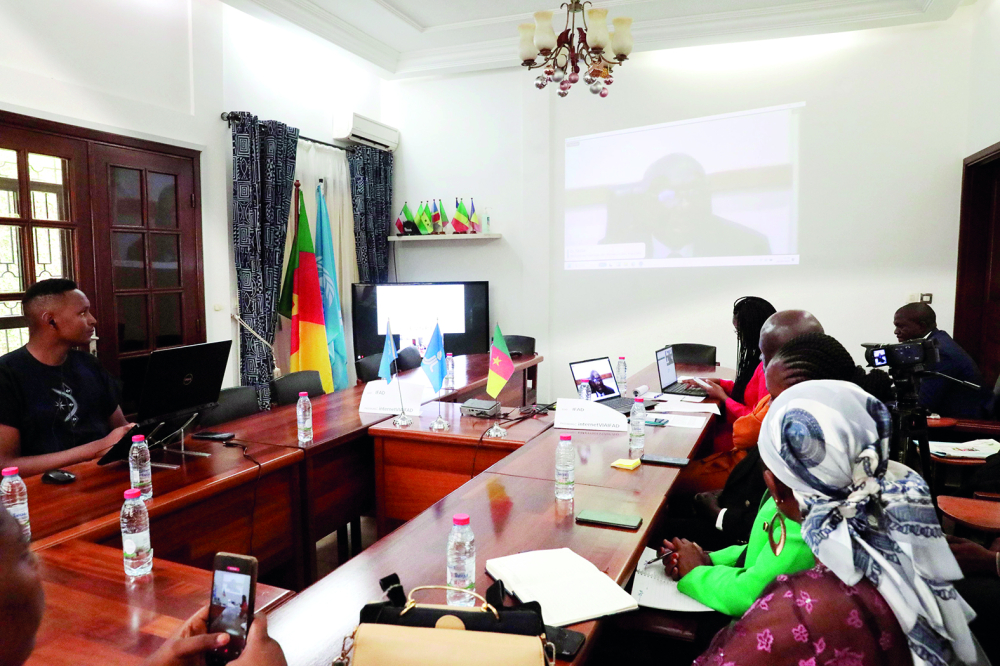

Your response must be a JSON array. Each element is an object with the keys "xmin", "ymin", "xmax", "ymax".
[{"xmin": 568, "ymin": 356, "xmax": 634, "ymax": 414}]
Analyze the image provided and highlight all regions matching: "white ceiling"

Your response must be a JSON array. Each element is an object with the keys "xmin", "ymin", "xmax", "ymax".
[{"xmin": 242, "ymin": 0, "xmax": 965, "ymax": 77}]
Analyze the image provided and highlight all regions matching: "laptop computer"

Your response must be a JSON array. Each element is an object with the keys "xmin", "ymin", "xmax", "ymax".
[
  {"xmin": 568, "ymin": 356, "xmax": 635, "ymax": 414},
  {"xmin": 656, "ymin": 346, "xmax": 708, "ymax": 397}
]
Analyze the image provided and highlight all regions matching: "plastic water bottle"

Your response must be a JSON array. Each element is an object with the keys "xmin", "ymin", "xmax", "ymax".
[
  {"xmin": 577, "ymin": 382, "xmax": 592, "ymax": 401},
  {"xmin": 444, "ymin": 353, "xmax": 455, "ymax": 390},
  {"xmin": 616, "ymin": 356, "xmax": 628, "ymax": 394},
  {"xmin": 446, "ymin": 513, "xmax": 476, "ymax": 606},
  {"xmin": 128, "ymin": 435, "xmax": 153, "ymax": 501},
  {"xmin": 555, "ymin": 434, "xmax": 576, "ymax": 500},
  {"xmin": 629, "ymin": 398, "xmax": 646, "ymax": 458},
  {"xmin": 297, "ymin": 392, "xmax": 313, "ymax": 445},
  {"xmin": 121, "ymin": 488, "xmax": 153, "ymax": 577},
  {"xmin": 0, "ymin": 467, "xmax": 30, "ymax": 542}
]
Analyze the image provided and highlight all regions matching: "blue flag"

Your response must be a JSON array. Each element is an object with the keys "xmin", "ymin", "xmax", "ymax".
[
  {"xmin": 314, "ymin": 185, "xmax": 349, "ymax": 391},
  {"xmin": 378, "ymin": 320, "xmax": 398, "ymax": 384},
  {"xmin": 421, "ymin": 323, "xmax": 445, "ymax": 392}
]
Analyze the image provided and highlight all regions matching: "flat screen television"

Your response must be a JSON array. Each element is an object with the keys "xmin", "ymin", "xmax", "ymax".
[{"xmin": 351, "ymin": 281, "xmax": 490, "ymax": 359}]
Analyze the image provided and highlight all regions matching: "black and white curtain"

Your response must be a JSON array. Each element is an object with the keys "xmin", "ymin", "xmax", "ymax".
[
  {"xmin": 230, "ymin": 112, "xmax": 299, "ymax": 407},
  {"xmin": 347, "ymin": 145, "xmax": 393, "ymax": 283}
]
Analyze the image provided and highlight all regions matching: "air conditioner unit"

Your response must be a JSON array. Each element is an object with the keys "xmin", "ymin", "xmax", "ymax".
[{"xmin": 344, "ymin": 113, "xmax": 399, "ymax": 152}]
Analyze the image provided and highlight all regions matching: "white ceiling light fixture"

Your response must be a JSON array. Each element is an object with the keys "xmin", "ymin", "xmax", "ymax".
[{"xmin": 518, "ymin": 2, "xmax": 633, "ymax": 98}]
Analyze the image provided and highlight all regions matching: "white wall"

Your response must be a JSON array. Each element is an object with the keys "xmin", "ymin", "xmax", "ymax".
[
  {"xmin": 0, "ymin": 0, "xmax": 384, "ymax": 387},
  {"xmin": 968, "ymin": 0, "xmax": 1000, "ymax": 154},
  {"xmin": 384, "ymin": 10, "xmax": 977, "ymax": 401}
]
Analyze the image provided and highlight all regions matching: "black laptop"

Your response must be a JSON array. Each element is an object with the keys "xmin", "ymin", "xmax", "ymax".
[{"xmin": 656, "ymin": 346, "xmax": 708, "ymax": 397}]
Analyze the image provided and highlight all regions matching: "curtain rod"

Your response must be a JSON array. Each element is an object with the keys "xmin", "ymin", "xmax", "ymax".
[{"xmin": 221, "ymin": 112, "xmax": 353, "ymax": 152}]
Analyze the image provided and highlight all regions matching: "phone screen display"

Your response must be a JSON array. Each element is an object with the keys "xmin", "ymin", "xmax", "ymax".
[{"xmin": 208, "ymin": 568, "xmax": 253, "ymax": 662}]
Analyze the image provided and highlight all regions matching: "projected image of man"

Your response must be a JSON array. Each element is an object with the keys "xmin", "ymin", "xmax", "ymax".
[
  {"xmin": 587, "ymin": 370, "xmax": 616, "ymax": 397},
  {"xmin": 606, "ymin": 153, "xmax": 771, "ymax": 258}
]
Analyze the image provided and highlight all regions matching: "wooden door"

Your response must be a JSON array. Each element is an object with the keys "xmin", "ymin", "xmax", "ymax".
[
  {"xmin": 954, "ymin": 141, "xmax": 1000, "ymax": 388},
  {"xmin": 90, "ymin": 144, "xmax": 204, "ymax": 413}
]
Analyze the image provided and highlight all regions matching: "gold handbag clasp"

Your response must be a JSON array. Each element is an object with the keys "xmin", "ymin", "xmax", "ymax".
[{"xmin": 400, "ymin": 585, "xmax": 501, "ymax": 620}]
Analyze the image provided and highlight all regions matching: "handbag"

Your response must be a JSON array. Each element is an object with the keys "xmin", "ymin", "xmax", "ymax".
[{"xmin": 334, "ymin": 585, "xmax": 555, "ymax": 666}]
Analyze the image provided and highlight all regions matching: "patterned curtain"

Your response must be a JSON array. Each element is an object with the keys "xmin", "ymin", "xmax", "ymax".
[
  {"xmin": 230, "ymin": 113, "xmax": 299, "ymax": 407},
  {"xmin": 347, "ymin": 146, "xmax": 393, "ymax": 283}
]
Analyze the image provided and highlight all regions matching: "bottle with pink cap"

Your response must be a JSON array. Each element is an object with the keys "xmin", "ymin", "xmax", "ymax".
[
  {"xmin": 128, "ymin": 434, "xmax": 152, "ymax": 500},
  {"xmin": 446, "ymin": 513, "xmax": 476, "ymax": 606},
  {"xmin": 296, "ymin": 391, "xmax": 313, "ymax": 445},
  {"xmin": 0, "ymin": 466, "xmax": 30, "ymax": 541},
  {"xmin": 121, "ymin": 487, "xmax": 153, "ymax": 577},
  {"xmin": 555, "ymin": 434, "xmax": 575, "ymax": 500}
]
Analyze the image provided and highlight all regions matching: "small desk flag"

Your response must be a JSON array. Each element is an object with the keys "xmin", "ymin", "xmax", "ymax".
[
  {"xmin": 421, "ymin": 323, "xmax": 446, "ymax": 392},
  {"xmin": 416, "ymin": 201, "xmax": 433, "ymax": 235},
  {"xmin": 470, "ymin": 198, "xmax": 481, "ymax": 233},
  {"xmin": 452, "ymin": 198, "xmax": 470, "ymax": 233},
  {"xmin": 431, "ymin": 200, "xmax": 443, "ymax": 234},
  {"xmin": 395, "ymin": 203, "xmax": 415, "ymax": 235},
  {"xmin": 486, "ymin": 324, "xmax": 515, "ymax": 398},
  {"xmin": 378, "ymin": 321, "xmax": 399, "ymax": 384}
]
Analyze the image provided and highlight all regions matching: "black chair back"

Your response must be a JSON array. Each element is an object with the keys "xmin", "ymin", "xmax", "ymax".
[
  {"xmin": 199, "ymin": 386, "xmax": 261, "ymax": 427},
  {"xmin": 356, "ymin": 353, "xmax": 383, "ymax": 383},
  {"xmin": 668, "ymin": 343, "xmax": 717, "ymax": 366},
  {"xmin": 271, "ymin": 370, "xmax": 325, "ymax": 406},
  {"xmin": 503, "ymin": 335, "xmax": 535, "ymax": 357},
  {"xmin": 396, "ymin": 346, "xmax": 423, "ymax": 372}
]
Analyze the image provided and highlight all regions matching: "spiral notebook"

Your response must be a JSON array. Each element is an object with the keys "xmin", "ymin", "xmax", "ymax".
[{"xmin": 631, "ymin": 547, "xmax": 714, "ymax": 612}]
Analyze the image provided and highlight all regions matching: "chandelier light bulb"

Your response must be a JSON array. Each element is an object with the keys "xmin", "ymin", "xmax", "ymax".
[
  {"xmin": 586, "ymin": 8, "xmax": 610, "ymax": 51},
  {"xmin": 518, "ymin": 23, "xmax": 539, "ymax": 62},
  {"xmin": 533, "ymin": 11, "xmax": 558, "ymax": 53},
  {"xmin": 611, "ymin": 17, "xmax": 634, "ymax": 58}
]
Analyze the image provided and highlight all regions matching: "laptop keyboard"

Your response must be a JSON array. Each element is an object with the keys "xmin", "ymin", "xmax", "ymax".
[
  {"xmin": 601, "ymin": 396, "xmax": 638, "ymax": 412},
  {"xmin": 662, "ymin": 383, "xmax": 708, "ymax": 397}
]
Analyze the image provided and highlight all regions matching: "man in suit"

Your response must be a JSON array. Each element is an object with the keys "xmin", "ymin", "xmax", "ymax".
[{"xmin": 893, "ymin": 303, "xmax": 987, "ymax": 418}]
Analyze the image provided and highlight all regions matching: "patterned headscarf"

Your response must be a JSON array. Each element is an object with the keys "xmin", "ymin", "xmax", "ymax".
[{"xmin": 758, "ymin": 380, "xmax": 976, "ymax": 666}]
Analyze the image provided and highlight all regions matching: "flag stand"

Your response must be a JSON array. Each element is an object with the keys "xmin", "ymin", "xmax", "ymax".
[
  {"xmin": 484, "ymin": 399, "xmax": 507, "ymax": 439},
  {"xmin": 429, "ymin": 391, "xmax": 449, "ymax": 431},
  {"xmin": 391, "ymin": 375, "xmax": 412, "ymax": 427}
]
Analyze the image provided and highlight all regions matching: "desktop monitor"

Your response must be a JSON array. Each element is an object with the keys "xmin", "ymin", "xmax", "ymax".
[{"xmin": 351, "ymin": 281, "xmax": 490, "ymax": 359}]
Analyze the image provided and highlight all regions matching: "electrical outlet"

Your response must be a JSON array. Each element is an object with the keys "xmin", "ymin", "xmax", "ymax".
[
  {"xmin": 920, "ymin": 293, "xmax": 933, "ymax": 304},
  {"xmin": 908, "ymin": 293, "xmax": 920, "ymax": 303}
]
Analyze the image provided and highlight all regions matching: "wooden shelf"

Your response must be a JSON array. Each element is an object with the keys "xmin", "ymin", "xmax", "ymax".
[{"xmin": 388, "ymin": 233, "xmax": 501, "ymax": 243}]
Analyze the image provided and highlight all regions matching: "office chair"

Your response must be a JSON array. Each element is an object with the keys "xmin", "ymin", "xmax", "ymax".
[
  {"xmin": 503, "ymin": 335, "xmax": 535, "ymax": 357},
  {"xmin": 271, "ymin": 370, "xmax": 325, "ymax": 406},
  {"xmin": 199, "ymin": 386, "xmax": 261, "ymax": 427},
  {"xmin": 667, "ymin": 343, "xmax": 717, "ymax": 366},
  {"xmin": 356, "ymin": 353, "xmax": 383, "ymax": 383},
  {"xmin": 396, "ymin": 346, "xmax": 423, "ymax": 372}
]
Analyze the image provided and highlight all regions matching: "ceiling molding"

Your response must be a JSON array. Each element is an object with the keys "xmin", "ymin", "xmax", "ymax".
[
  {"xmin": 369, "ymin": 0, "xmax": 425, "ymax": 32},
  {"xmin": 247, "ymin": 0, "xmax": 400, "ymax": 72}
]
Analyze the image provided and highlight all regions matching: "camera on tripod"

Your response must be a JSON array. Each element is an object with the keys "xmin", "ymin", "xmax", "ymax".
[{"xmin": 862, "ymin": 338, "xmax": 940, "ymax": 373}]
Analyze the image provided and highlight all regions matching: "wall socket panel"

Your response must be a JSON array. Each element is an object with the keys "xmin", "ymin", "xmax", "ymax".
[{"xmin": 907, "ymin": 293, "xmax": 933, "ymax": 304}]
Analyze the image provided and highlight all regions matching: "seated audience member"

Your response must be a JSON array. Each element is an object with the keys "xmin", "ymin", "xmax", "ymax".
[
  {"xmin": 695, "ymin": 381, "xmax": 977, "ymax": 666},
  {"xmin": 688, "ymin": 332, "xmax": 893, "ymax": 548},
  {"xmin": 672, "ymin": 309, "xmax": 823, "ymax": 497},
  {"xmin": 687, "ymin": 296, "xmax": 776, "ymax": 453},
  {"xmin": 893, "ymin": 302, "xmax": 987, "ymax": 418},
  {"xmin": 0, "ymin": 279, "xmax": 134, "ymax": 477},
  {"xmin": 0, "ymin": 506, "xmax": 287, "ymax": 666},
  {"xmin": 946, "ymin": 535, "xmax": 1000, "ymax": 663}
]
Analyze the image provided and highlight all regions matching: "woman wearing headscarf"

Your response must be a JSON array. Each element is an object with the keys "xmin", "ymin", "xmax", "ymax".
[{"xmin": 695, "ymin": 380, "xmax": 978, "ymax": 666}]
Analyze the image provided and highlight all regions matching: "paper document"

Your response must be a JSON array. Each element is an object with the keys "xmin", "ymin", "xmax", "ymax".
[
  {"xmin": 631, "ymin": 547, "xmax": 713, "ymax": 612},
  {"xmin": 653, "ymin": 402, "xmax": 720, "ymax": 415},
  {"xmin": 662, "ymin": 415, "xmax": 707, "ymax": 429},
  {"xmin": 638, "ymin": 392, "xmax": 705, "ymax": 404},
  {"xmin": 929, "ymin": 439, "xmax": 1000, "ymax": 459},
  {"xmin": 486, "ymin": 548, "xmax": 638, "ymax": 626}
]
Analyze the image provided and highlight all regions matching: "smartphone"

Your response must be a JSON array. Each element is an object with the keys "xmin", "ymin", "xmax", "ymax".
[
  {"xmin": 193, "ymin": 432, "xmax": 236, "ymax": 441},
  {"xmin": 575, "ymin": 510, "xmax": 643, "ymax": 530},
  {"xmin": 640, "ymin": 454, "xmax": 690, "ymax": 467},
  {"xmin": 207, "ymin": 553, "xmax": 258, "ymax": 665}
]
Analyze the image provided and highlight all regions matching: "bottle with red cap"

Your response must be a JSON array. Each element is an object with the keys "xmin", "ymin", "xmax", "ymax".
[
  {"xmin": 446, "ymin": 513, "xmax": 476, "ymax": 606},
  {"xmin": 555, "ymin": 434, "xmax": 575, "ymax": 500},
  {"xmin": 121, "ymin": 487, "xmax": 152, "ymax": 577},
  {"xmin": 0, "ymin": 467, "xmax": 30, "ymax": 541},
  {"xmin": 128, "ymin": 434, "xmax": 152, "ymax": 500},
  {"xmin": 296, "ymin": 391, "xmax": 313, "ymax": 445}
]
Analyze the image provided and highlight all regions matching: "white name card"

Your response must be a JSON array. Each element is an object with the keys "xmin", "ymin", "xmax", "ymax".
[
  {"xmin": 554, "ymin": 398, "xmax": 628, "ymax": 432},
  {"xmin": 359, "ymin": 380, "xmax": 423, "ymax": 416}
]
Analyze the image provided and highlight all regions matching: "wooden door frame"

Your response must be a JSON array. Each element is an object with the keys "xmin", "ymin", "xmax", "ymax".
[
  {"xmin": 0, "ymin": 110, "xmax": 206, "ymax": 345},
  {"xmin": 954, "ymin": 139, "xmax": 1000, "ymax": 383}
]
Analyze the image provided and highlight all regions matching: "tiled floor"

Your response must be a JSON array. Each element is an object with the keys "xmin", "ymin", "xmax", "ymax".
[{"xmin": 315, "ymin": 516, "xmax": 378, "ymax": 578}]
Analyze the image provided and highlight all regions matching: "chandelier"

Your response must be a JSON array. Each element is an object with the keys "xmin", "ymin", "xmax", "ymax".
[{"xmin": 518, "ymin": 2, "xmax": 633, "ymax": 98}]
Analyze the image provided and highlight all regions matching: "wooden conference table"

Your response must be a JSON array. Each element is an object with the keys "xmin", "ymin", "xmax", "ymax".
[{"xmin": 268, "ymin": 362, "xmax": 732, "ymax": 666}]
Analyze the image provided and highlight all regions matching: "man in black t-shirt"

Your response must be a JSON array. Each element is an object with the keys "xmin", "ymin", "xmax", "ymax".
[{"xmin": 0, "ymin": 279, "xmax": 134, "ymax": 477}]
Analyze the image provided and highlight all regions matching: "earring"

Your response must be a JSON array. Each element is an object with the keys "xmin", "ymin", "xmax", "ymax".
[{"xmin": 768, "ymin": 513, "xmax": 786, "ymax": 557}]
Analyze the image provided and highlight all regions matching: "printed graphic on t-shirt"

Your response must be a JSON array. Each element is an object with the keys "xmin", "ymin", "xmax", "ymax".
[{"xmin": 51, "ymin": 383, "xmax": 80, "ymax": 426}]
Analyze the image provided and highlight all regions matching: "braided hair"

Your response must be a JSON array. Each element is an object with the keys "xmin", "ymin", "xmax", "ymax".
[
  {"xmin": 732, "ymin": 296, "xmax": 777, "ymax": 403},
  {"xmin": 771, "ymin": 332, "xmax": 895, "ymax": 403}
]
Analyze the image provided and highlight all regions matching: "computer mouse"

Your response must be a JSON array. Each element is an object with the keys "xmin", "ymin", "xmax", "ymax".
[{"xmin": 42, "ymin": 469, "xmax": 76, "ymax": 484}]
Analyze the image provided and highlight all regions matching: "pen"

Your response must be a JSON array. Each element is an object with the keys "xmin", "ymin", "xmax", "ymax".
[{"xmin": 642, "ymin": 549, "xmax": 673, "ymax": 567}]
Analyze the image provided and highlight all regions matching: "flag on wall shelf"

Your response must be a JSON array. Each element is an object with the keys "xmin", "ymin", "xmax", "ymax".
[
  {"xmin": 395, "ymin": 202, "xmax": 415, "ymax": 235},
  {"xmin": 421, "ymin": 323, "xmax": 445, "ymax": 392},
  {"xmin": 314, "ymin": 184, "xmax": 349, "ymax": 391},
  {"xmin": 431, "ymin": 199, "xmax": 443, "ymax": 234},
  {"xmin": 438, "ymin": 198, "xmax": 451, "ymax": 233},
  {"xmin": 286, "ymin": 195, "xmax": 333, "ymax": 393},
  {"xmin": 486, "ymin": 324, "xmax": 515, "ymax": 398},
  {"xmin": 378, "ymin": 320, "xmax": 398, "ymax": 384},
  {"xmin": 452, "ymin": 198, "xmax": 470, "ymax": 233},
  {"xmin": 469, "ymin": 198, "xmax": 481, "ymax": 233},
  {"xmin": 416, "ymin": 201, "xmax": 433, "ymax": 235}
]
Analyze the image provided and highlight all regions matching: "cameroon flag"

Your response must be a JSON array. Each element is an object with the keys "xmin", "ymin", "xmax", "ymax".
[
  {"xmin": 452, "ymin": 198, "xmax": 470, "ymax": 233},
  {"xmin": 287, "ymin": 196, "xmax": 333, "ymax": 393},
  {"xmin": 486, "ymin": 324, "xmax": 515, "ymax": 398}
]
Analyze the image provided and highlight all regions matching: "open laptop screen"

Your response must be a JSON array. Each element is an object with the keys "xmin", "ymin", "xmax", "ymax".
[
  {"xmin": 569, "ymin": 356, "xmax": 621, "ymax": 401},
  {"xmin": 656, "ymin": 346, "xmax": 677, "ymax": 391}
]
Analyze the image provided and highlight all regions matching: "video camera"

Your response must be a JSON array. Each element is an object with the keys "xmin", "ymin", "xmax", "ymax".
[{"xmin": 862, "ymin": 338, "xmax": 940, "ymax": 372}]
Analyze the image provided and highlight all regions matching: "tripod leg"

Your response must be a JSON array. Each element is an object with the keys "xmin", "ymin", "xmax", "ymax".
[{"xmin": 914, "ymin": 430, "xmax": 935, "ymax": 504}]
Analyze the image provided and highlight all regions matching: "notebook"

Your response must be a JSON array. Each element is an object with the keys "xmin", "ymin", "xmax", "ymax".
[
  {"xmin": 631, "ymin": 547, "xmax": 713, "ymax": 613},
  {"xmin": 485, "ymin": 548, "xmax": 638, "ymax": 626},
  {"xmin": 929, "ymin": 439, "xmax": 1000, "ymax": 459}
]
